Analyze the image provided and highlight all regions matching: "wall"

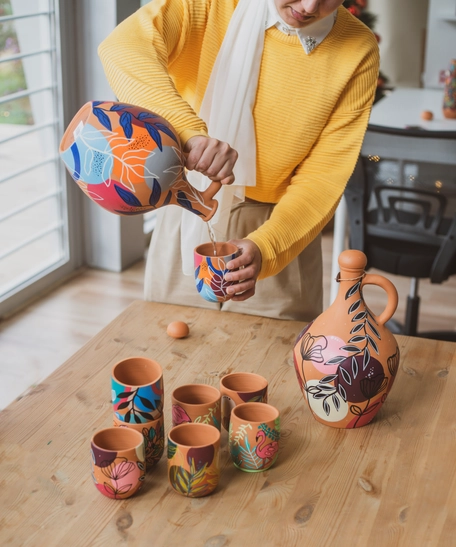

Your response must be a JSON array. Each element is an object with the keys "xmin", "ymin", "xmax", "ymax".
[{"xmin": 369, "ymin": 0, "xmax": 430, "ymax": 88}]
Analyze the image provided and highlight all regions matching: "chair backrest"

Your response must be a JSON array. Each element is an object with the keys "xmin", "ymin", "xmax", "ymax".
[{"xmin": 345, "ymin": 128, "xmax": 456, "ymax": 284}]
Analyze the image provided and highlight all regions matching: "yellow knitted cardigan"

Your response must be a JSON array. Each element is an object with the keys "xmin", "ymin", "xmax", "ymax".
[{"xmin": 99, "ymin": 0, "xmax": 379, "ymax": 279}]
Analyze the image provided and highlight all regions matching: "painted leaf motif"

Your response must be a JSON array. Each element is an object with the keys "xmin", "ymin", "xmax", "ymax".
[
  {"xmin": 138, "ymin": 410, "xmax": 154, "ymax": 421},
  {"xmin": 350, "ymin": 323, "xmax": 364, "ymax": 334},
  {"xmin": 363, "ymin": 347, "xmax": 371, "ymax": 370},
  {"xmin": 114, "ymin": 184, "xmax": 142, "ymax": 207},
  {"xmin": 117, "ymin": 401, "xmax": 130, "ymax": 410},
  {"xmin": 117, "ymin": 391, "xmax": 134, "ymax": 399},
  {"xmin": 340, "ymin": 345, "xmax": 361, "ymax": 353},
  {"xmin": 145, "ymin": 123, "xmax": 163, "ymax": 151},
  {"xmin": 149, "ymin": 178, "xmax": 162, "ymax": 207},
  {"xmin": 352, "ymin": 311, "xmax": 367, "ymax": 322},
  {"xmin": 167, "ymin": 440, "xmax": 177, "ymax": 460},
  {"xmin": 332, "ymin": 394, "xmax": 341, "ymax": 411},
  {"xmin": 162, "ymin": 190, "xmax": 172, "ymax": 206},
  {"xmin": 348, "ymin": 300, "xmax": 362, "ymax": 314},
  {"xmin": 349, "ymin": 336, "xmax": 366, "ymax": 343},
  {"xmin": 318, "ymin": 384, "xmax": 336, "ymax": 392},
  {"xmin": 367, "ymin": 320, "xmax": 381, "ymax": 339},
  {"xmin": 109, "ymin": 103, "xmax": 130, "ymax": 111},
  {"xmin": 345, "ymin": 282, "xmax": 361, "ymax": 300},
  {"xmin": 323, "ymin": 400, "xmax": 331, "ymax": 416},
  {"xmin": 138, "ymin": 111, "xmax": 157, "ymax": 121},
  {"xmin": 92, "ymin": 101, "xmax": 103, "ymax": 107},
  {"xmin": 350, "ymin": 405, "xmax": 362, "ymax": 416},
  {"xmin": 92, "ymin": 107, "xmax": 112, "ymax": 131},
  {"xmin": 340, "ymin": 367, "xmax": 352, "ymax": 385},
  {"xmin": 338, "ymin": 384, "xmax": 347, "ymax": 402},
  {"xmin": 326, "ymin": 355, "xmax": 346, "ymax": 365},
  {"xmin": 176, "ymin": 191, "xmax": 203, "ymax": 215},
  {"xmin": 120, "ymin": 111, "xmax": 133, "ymax": 139},
  {"xmin": 352, "ymin": 356, "xmax": 359, "ymax": 379},
  {"xmin": 138, "ymin": 396, "xmax": 154, "ymax": 410},
  {"xmin": 133, "ymin": 413, "xmax": 142, "ymax": 424},
  {"xmin": 320, "ymin": 374, "xmax": 338, "ymax": 383},
  {"xmin": 367, "ymin": 334, "xmax": 379, "ymax": 354},
  {"xmin": 155, "ymin": 122, "xmax": 179, "ymax": 143}
]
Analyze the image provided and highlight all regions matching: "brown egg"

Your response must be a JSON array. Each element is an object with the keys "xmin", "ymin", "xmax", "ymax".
[
  {"xmin": 166, "ymin": 321, "xmax": 190, "ymax": 339},
  {"xmin": 421, "ymin": 110, "xmax": 434, "ymax": 121}
]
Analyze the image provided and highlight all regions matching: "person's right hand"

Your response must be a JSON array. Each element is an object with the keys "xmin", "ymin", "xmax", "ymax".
[{"xmin": 184, "ymin": 135, "xmax": 238, "ymax": 186}]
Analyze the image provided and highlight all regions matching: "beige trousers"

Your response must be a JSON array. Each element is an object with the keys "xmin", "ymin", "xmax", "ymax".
[{"xmin": 144, "ymin": 201, "xmax": 323, "ymax": 322}]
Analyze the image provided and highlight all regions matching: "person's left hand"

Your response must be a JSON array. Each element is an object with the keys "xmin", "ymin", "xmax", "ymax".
[{"xmin": 224, "ymin": 239, "xmax": 262, "ymax": 301}]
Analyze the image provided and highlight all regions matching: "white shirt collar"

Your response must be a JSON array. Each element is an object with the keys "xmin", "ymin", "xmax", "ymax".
[{"xmin": 265, "ymin": 0, "xmax": 336, "ymax": 54}]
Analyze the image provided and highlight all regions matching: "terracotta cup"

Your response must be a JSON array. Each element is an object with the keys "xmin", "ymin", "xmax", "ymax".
[
  {"xmin": 172, "ymin": 384, "xmax": 221, "ymax": 430},
  {"xmin": 229, "ymin": 402, "xmax": 280, "ymax": 473},
  {"xmin": 167, "ymin": 423, "xmax": 220, "ymax": 497},
  {"xmin": 113, "ymin": 413, "xmax": 165, "ymax": 470},
  {"xmin": 219, "ymin": 372, "xmax": 268, "ymax": 431},
  {"xmin": 194, "ymin": 242, "xmax": 240, "ymax": 303},
  {"xmin": 112, "ymin": 357, "xmax": 164, "ymax": 423},
  {"xmin": 91, "ymin": 427, "xmax": 146, "ymax": 499}
]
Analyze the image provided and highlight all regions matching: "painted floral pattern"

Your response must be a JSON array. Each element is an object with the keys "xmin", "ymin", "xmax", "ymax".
[
  {"xmin": 91, "ymin": 444, "xmax": 146, "ymax": 500},
  {"xmin": 167, "ymin": 441, "xmax": 219, "ymax": 497},
  {"xmin": 229, "ymin": 418, "xmax": 280, "ymax": 472},
  {"xmin": 60, "ymin": 101, "xmax": 217, "ymax": 219},
  {"xmin": 294, "ymin": 278, "xmax": 400, "ymax": 428},
  {"xmin": 194, "ymin": 254, "xmax": 238, "ymax": 303},
  {"xmin": 112, "ymin": 378, "xmax": 164, "ymax": 423}
]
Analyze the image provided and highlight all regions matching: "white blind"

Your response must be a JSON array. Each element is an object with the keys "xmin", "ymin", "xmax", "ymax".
[{"xmin": 0, "ymin": 0, "xmax": 68, "ymax": 301}]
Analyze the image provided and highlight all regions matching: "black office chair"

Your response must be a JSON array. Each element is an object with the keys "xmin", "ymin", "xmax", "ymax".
[{"xmin": 345, "ymin": 125, "xmax": 456, "ymax": 341}]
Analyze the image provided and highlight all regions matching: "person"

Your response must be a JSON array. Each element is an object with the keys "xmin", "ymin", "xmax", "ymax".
[{"xmin": 98, "ymin": 0, "xmax": 379, "ymax": 321}]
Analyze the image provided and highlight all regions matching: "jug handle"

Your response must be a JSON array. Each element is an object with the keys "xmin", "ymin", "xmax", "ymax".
[
  {"xmin": 200, "ymin": 180, "xmax": 222, "ymax": 201},
  {"xmin": 361, "ymin": 274, "xmax": 399, "ymax": 326}
]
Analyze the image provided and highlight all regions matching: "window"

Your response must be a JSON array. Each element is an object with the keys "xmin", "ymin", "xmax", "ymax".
[{"xmin": 0, "ymin": 0, "xmax": 80, "ymax": 316}]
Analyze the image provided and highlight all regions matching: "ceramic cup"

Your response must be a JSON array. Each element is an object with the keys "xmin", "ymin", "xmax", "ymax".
[
  {"xmin": 220, "ymin": 372, "xmax": 268, "ymax": 431},
  {"xmin": 172, "ymin": 384, "xmax": 221, "ymax": 430},
  {"xmin": 91, "ymin": 427, "xmax": 146, "ymax": 499},
  {"xmin": 167, "ymin": 423, "xmax": 220, "ymax": 497},
  {"xmin": 229, "ymin": 402, "xmax": 280, "ymax": 473},
  {"xmin": 113, "ymin": 413, "xmax": 165, "ymax": 470},
  {"xmin": 112, "ymin": 357, "xmax": 164, "ymax": 423},
  {"xmin": 194, "ymin": 242, "xmax": 240, "ymax": 303}
]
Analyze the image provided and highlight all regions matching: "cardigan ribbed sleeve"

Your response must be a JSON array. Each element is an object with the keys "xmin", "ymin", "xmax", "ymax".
[
  {"xmin": 247, "ymin": 34, "xmax": 380, "ymax": 279},
  {"xmin": 98, "ymin": 0, "xmax": 212, "ymax": 145},
  {"xmin": 98, "ymin": 1, "xmax": 379, "ymax": 280}
]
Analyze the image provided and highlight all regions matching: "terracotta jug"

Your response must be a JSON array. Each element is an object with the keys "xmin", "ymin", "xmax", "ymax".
[
  {"xmin": 59, "ymin": 101, "xmax": 220, "ymax": 219},
  {"xmin": 293, "ymin": 250, "xmax": 400, "ymax": 429},
  {"xmin": 443, "ymin": 59, "xmax": 456, "ymax": 120}
]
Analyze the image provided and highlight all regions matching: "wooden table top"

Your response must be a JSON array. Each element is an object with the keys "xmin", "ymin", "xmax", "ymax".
[{"xmin": 1, "ymin": 301, "xmax": 455, "ymax": 546}]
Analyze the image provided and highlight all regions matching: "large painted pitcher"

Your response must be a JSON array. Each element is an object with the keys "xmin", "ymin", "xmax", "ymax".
[
  {"xmin": 293, "ymin": 250, "xmax": 400, "ymax": 429},
  {"xmin": 59, "ymin": 101, "xmax": 220, "ymax": 220}
]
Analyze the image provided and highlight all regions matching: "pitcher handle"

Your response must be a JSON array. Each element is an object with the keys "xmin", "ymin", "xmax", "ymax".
[
  {"xmin": 361, "ymin": 274, "xmax": 399, "ymax": 326},
  {"xmin": 200, "ymin": 180, "xmax": 222, "ymax": 201}
]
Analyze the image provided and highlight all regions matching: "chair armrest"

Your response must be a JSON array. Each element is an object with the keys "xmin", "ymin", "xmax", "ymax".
[{"xmin": 344, "ymin": 158, "xmax": 365, "ymax": 252}]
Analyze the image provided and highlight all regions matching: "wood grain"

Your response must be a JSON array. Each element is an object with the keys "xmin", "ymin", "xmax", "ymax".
[{"xmin": 0, "ymin": 300, "xmax": 455, "ymax": 546}]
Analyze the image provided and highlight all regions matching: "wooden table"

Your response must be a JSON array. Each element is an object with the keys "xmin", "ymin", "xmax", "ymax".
[{"xmin": 1, "ymin": 301, "xmax": 456, "ymax": 546}]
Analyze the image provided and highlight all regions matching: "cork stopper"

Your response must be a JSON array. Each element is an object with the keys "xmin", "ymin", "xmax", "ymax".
[{"xmin": 338, "ymin": 250, "xmax": 367, "ymax": 273}]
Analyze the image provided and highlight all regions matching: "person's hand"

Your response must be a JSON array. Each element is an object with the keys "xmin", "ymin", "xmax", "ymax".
[
  {"xmin": 184, "ymin": 135, "xmax": 238, "ymax": 186},
  {"xmin": 224, "ymin": 239, "xmax": 262, "ymax": 301}
]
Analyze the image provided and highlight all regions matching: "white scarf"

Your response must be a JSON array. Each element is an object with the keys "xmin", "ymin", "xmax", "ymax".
[{"xmin": 181, "ymin": 0, "xmax": 336, "ymax": 275}]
